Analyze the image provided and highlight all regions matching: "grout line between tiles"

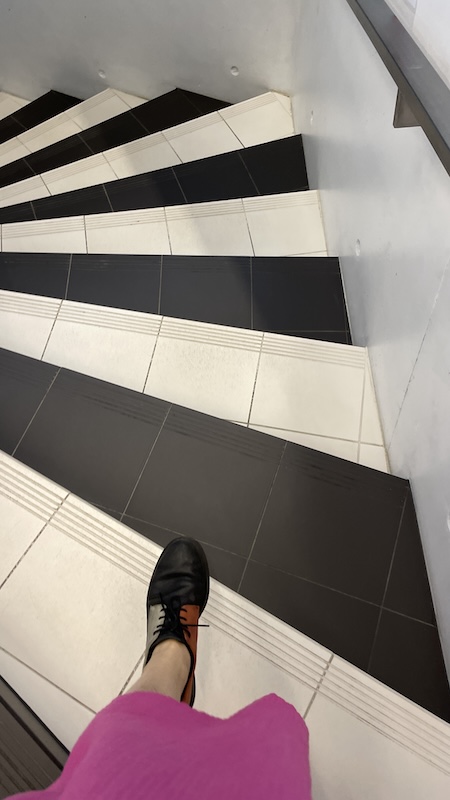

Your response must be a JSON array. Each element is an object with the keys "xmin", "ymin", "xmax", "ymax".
[
  {"xmin": 237, "ymin": 441, "xmax": 287, "ymax": 593},
  {"xmin": 120, "ymin": 404, "xmax": 172, "ymax": 520},
  {"xmin": 356, "ymin": 358, "xmax": 367, "ymax": 464},
  {"xmin": 119, "ymin": 650, "xmax": 146, "ymax": 695},
  {"xmin": 237, "ymin": 151, "xmax": 261, "ymax": 196},
  {"xmin": 366, "ymin": 491, "xmax": 409, "ymax": 673},
  {"xmin": 242, "ymin": 202, "xmax": 256, "ymax": 256},
  {"xmin": 64, "ymin": 253, "xmax": 73, "ymax": 300},
  {"xmin": 171, "ymin": 165, "xmax": 189, "ymax": 205},
  {"xmin": 0, "ymin": 486, "xmax": 69, "ymax": 590},
  {"xmin": 103, "ymin": 183, "xmax": 115, "ymax": 213},
  {"xmin": 40, "ymin": 298, "xmax": 64, "ymax": 360},
  {"xmin": 161, "ymin": 130, "xmax": 186, "ymax": 164},
  {"xmin": 0, "ymin": 645, "xmax": 96, "ymax": 715},
  {"xmin": 30, "ymin": 198, "xmax": 37, "ymax": 221},
  {"xmin": 163, "ymin": 208, "xmax": 173, "ymax": 255},
  {"xmin": 157, "ymin": 254, "xmax": 163, "ymax": 315},
  {"xmin": 303, "ymin": 652, "xmax": 335, "ymax": 719},
  {"xmin": 246, "ymin": 335, "xmax": 264, "ymax": 426},
  {"xmin": 11, "ymin": 367, "xmax": 61, "ymax": 456},
  {"xmin": 140, "ymin": 316, "xmax": 163, "ymax": 392},
  {"xmin": 83, "ymin": 214, "xmax": 88, "ymax": 253}
]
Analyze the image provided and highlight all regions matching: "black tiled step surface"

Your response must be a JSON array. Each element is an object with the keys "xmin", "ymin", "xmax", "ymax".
[
  {"xmin": 0, "ymin": 91, "xmax": 80, "ymax": 146},
  {"xmin": 0, "ymin": 253, "xmax": 351, "ymax": 343},
  {"xmin": 1, "ymin": 348, "xmax": 448, "ymax": 720},
  {"xmin": 0, "ymin": 136, "xmax": 308, "ymax": 224},
  {"xmin": 0, "ymin": 89, "xmax": 229, "ymax": 189}
]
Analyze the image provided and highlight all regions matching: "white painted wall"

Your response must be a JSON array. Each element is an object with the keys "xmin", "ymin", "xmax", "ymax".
[
  {"xmin": 0, "ymin": 0, "xmax": 298, "ymax": 103},
  {"xmin": 291, "ymin": 0, "xmax": 450, "ymax": 675},
  {"xmin": 387, "ymin": 0, "xmax": 450, "ymax": 88}
]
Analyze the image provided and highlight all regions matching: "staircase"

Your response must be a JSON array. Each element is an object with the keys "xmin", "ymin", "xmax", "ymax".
[{"xmin": 0, "ymin": 85, "xmax": 449, "ymax": 799}]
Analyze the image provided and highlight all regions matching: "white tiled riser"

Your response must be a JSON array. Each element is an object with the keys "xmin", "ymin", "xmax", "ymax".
[
  {"xmin": 0, "ymin": 91, "xmax": 29, "ymax": 120},
  {"xmin": 0, "ymin": 92, "xmax": 293, "ymax": 205},
  {"xmin": 0, "ymin": 291, "xmax": 387, "ymax": 470},
  {"xmin": 0, "ymin": 451, "xmax": 448, "ymax": 798},
  {"xmin": 0, "ymin": 192, "xmax": 327, "ymax": 257},
  {"xmin": 0, "ymin": 88, "xmax": 147, "ymax": 171}
]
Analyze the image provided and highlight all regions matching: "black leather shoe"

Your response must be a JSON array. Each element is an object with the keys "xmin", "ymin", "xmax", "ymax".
[{"xmin": 144, "ymin": 537, "xmax": 209, "ymax": 706}]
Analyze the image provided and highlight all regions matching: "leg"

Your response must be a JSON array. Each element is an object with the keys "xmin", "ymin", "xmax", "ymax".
[{"xmin": 126, "ymin": 639, "xmax": 190, "ymax": 700}]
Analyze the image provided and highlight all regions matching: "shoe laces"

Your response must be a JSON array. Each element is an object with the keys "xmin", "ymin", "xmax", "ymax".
[{"xmin": 154, "ymin": 594, "xmax": 208, "ymax": 640}]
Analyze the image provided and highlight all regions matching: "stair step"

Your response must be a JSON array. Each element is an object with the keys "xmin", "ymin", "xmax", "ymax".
[
  {"xmin": 0, "ymin": 291, "xmax": 382, "ymax": 466},
  {"xmin": 0, "ymin": 92, "xmax": 293, "ymax": 205},
  {"xmin": 0, "ymin": 136, "xmax": 307, "ymax": 220},
  {"xmin": 0, "ymin": 88, "xmax": 230, "ymax": 190},
  {"xmin": 0, "ymin": 191, "xmax": 327, "ymax": 256},
  {"xmin": 0, "ymin": 92, "xmax": 30, "ymax": 121},
  {"xmin": 0, "ymin": 91, "xmax": 80, "ymax": 146},
  {"xmin": 0, "ymin": 347, "xmax": 447, "ymax": 723},
  {"xmin": 0, "ymin": 252, "xmax": 351, "ymax": 344},
  {"xmin": 0, "ymin": 88, "xmax": 147, "ymax": 171}
]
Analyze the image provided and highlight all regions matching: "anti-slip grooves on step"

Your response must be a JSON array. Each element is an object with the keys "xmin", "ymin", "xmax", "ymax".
[
  {"xmin": 0, "ymin": 91, "xmax": 80, "ymax": 146},
  {"xmin": 0, "ymin": 136, "xmax": 307, "ymax": 223},
  {"xmin": 0, "ymin": 347, "xmax": 448, "ymax": 721},
  {"xmin": 0, "ymin": 253, "xmax": 350, "ymax": 343},
  {"xmin": 0, "ymin": 88, "xmax": 230, "ymax": 189}
]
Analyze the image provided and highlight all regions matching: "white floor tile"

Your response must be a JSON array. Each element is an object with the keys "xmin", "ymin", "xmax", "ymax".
[
  {"xmin": 0, "ymin": 452, "xmax": 67, "ymax": 586},
  {"xmin": 0, "ymin": 290, "xmax": 60, "ymax": 358},
  {"xmin": 105, "ymin": 133, "xmax": 181, "ymax": 179},
  {"xmin": 250, "ymin": 335, "xmax": 365, "ymax": 441},
  {"xmin": 2, "ymin": 216, "xmax": 87, "ymax": 253},
  {"xmin": 361, "ymin": 362, "xmax": 385, "ymax": 445},
  {"xmin": 0, "ymin": 91, "xmax": 29, "ymax": 120},
  {"xmin": 249, "ymin": 425, "xmax": 360, "ymax": 462},
  {"xmin": 0, "ymin": 510, "xmax": 147, "ymax": 711},
  {"xmin": 0, "ymin": 648, "xmax": 94, "ymax": 750},
  {"xmin": 0, "ymin": 137, "xmax": 32, "ymax": 168},
  {"xmin": 164, "ymin": 113, "xmax": 242, "ymax": 162},
  {"xmin": 196, "ymin": 581, "xmax": 330, "ymax": 719},
  {"xmin": 166, "ymin": 199, "xmax": 253, "ymax": 256},
  {"xmin": 64, "ymin": 88, "xmax": 134, "ymax": 129},
  {"xmin": 17, "ymin": 116, "xmax": 82, "ymax": 154},
  {"xmin": 43, "ymin": 153, "xmax": 118, "ymax": 195},
  {"xmin": 244, "ymin": 192, "xmax": 327, "ymax": 256},
  {"xmin": 111, "ymin": 89, "xmax": 147, "ymax": 110},
  {"xmin": 43, "ymin": 301, "xmax": 160, "ymax": 392},
  {"xmin": 219, "ymin": 92, "xmax": 294, "ymax": 146},
  {"xmin": 144, "ymin": 318, "xmax": 261, "ymax": 421},
  {"xmin": 359, "ymin": 443, "xmax": 389, "ymax": 472},
  {"xmin": 307, "ymin": 657, "xmax": 450, "ymax": 800},
  {"xmin": 0, "ymin": 175, "xmax": 50, "ymax": 208},
  {"xmin": 85, "ymin": 208, "xmax": 170, "ymax": 255}
]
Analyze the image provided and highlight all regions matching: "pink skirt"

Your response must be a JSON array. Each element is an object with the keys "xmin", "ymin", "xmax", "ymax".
[{"xmin": 13, "ymin": 692, "xmax": 311, "ymax": 799}]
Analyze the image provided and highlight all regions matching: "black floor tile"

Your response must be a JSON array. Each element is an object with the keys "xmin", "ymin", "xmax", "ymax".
[
  {"xmin": 251, "ymin": 443, "xmax": 408, "ymax": 605},
  {"xmin": 369, "ymin": 609, "xmax": 450, "ymax": 721},
  {"xmin": 0, "ymin": 253, "xmax": 70, "ymax": 298},
  {"xmin": 126, "ymin": 407, "xmax": 284, "ymax": 558},
  {"xmin": 105, "ymin": 169, "xmax": 184, "ymax": 212},
  {"xmin": 131, "ymin": 90, "xmax": 204, "ymax": 134},
  {"xmin": 0, "ymin": 158, "xmax": 35, "ymax": 189},
  {"xmin": 175, "ymin": 152, "xmax": 257, "ymax": 204},
  {"xmin": 0, "ymin": 117, "xmax": 26, "ymax": 143},
  {"xmin": 26, "ymin": 135, "xmax": 93, "ymax": 176},
  {"xmin": 122, "ymin": 515, "xmax": 246, "ymax": 590},
  {"xmin": 13, "ymin": 91, "xmax": 79, "ymax": 129},
  {"xmin": 0, "ymin": 349, "xmax": 59, "ymax": 455},
  {"xmin": 0, "ymin": 202, "xmax": 35, "ymax": 223},
  {"xmin": 180, "ymin": 90, "xmax": 229, "ymax": 115},
  {"xmin": 240, "ymin": 560, "xmax": 380, "ymax": 670},
  {"xmin": 160, "ymin": 255, "xmax": 251, "ymax": 328},
  {"xmin": 240, "ymin": 135, "xmax": 308, "ymax": 194},
  {"xmin": 252, "ymin": 257, "xmax": 347, "ymax": 334},
  {"xmin": 80, "ymin": 113, "xmax": 148, "ymax": 153},
  {"xmin": 33, "ymin": 186, "xmax": 110, "ymax": 220},
  {"xmin": 14, "ymin": 369, "xmax": 170, "ymax": 513},
  {"xmin": 383, "ymin": 491, "xmax": 436, "ymax": 624},
  {"xmin": 68, "ymin": 254, "xmax": 161, "ymax": 313}
]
